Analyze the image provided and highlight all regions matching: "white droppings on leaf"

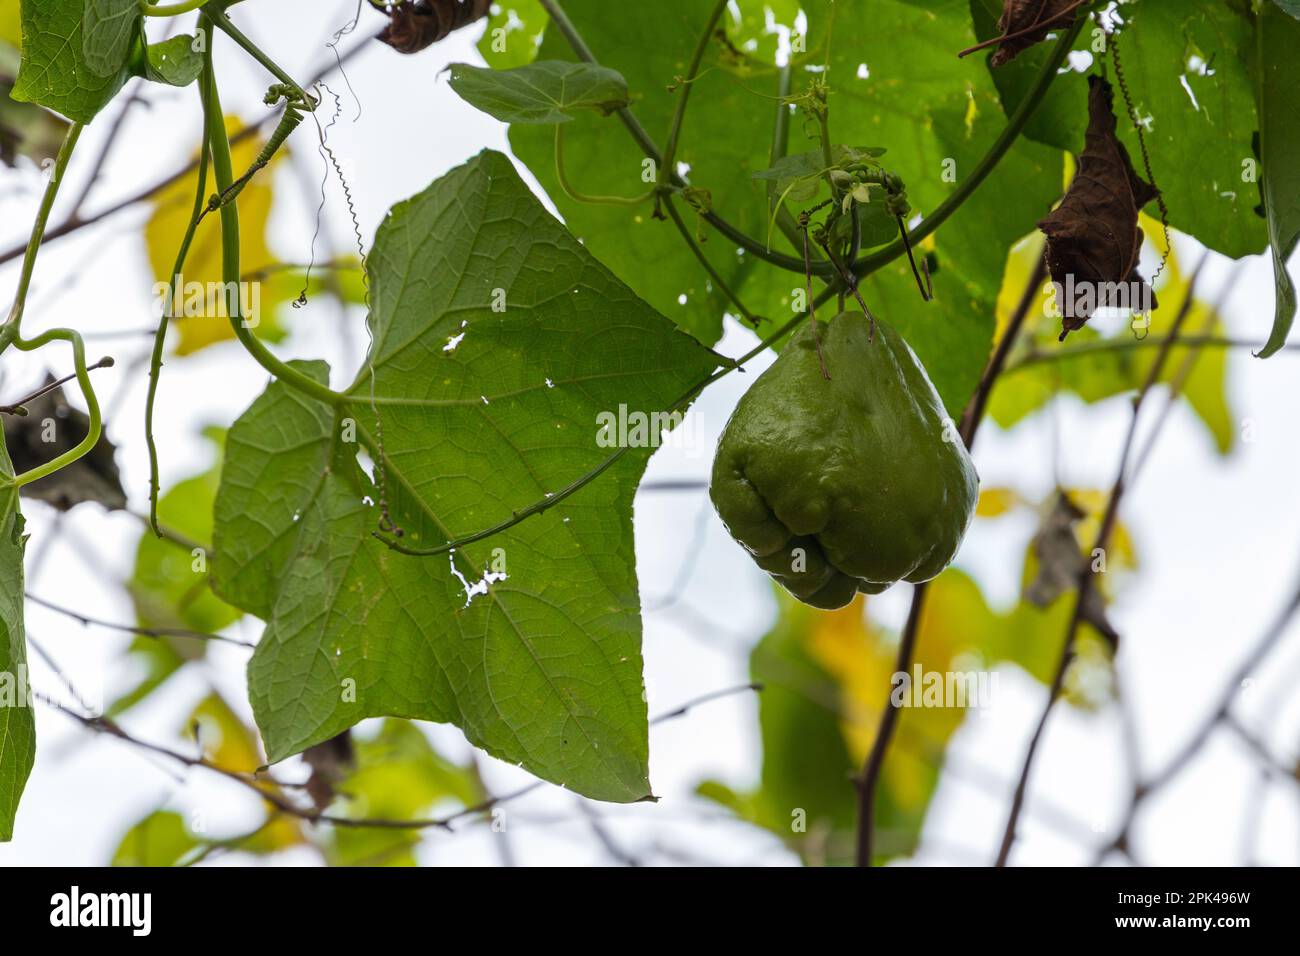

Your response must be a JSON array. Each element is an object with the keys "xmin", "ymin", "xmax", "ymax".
[{"xmin": 448, "ymin": 553, "xmax": 507, "ymax": 607}]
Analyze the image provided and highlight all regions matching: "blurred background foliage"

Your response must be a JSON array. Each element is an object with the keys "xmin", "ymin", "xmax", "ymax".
[{"xmin": 0, "ymin": 0, "xmax": 1286, "ymax": 865}]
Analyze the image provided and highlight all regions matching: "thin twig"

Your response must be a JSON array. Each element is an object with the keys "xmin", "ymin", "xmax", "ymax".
[
  {"xmin": 959, "ymin": 253, "xmax": 1047, "ymax": 443},
  {"xmin": 25, "ymin": 592, "xmax": 253, "ymax": 648},
  {"xmin": 0, "ymin": 39, "xmax": 370, "ymax": 268},
  {"xmin": 1096, "ymin": 562, "xmax": 1300, "ymax": 862},
  {"xmin": 47, "ymin": 681, "xmax": 762, "ymax": 835},
  {"xmin": 956, "ymin": 0, "xmax": 1090, "ymax": 59},
  {"xmin": 65, "ymin": 84, "xmax": 150, "ymax": 219},
  {"xmin": 577, "ymin": 800, "xmax": 643, "ymax": 866},
  {"xmin": 0, "ymin": 357, "xmax": 114, "ymax": 415},
  {"xmin": 853, "ymin": 243, "xmax": 1046, "ymax": 867},
  {"xmin": 994, "ymin": 255, "xmax": 1208, "ymax": 867}
]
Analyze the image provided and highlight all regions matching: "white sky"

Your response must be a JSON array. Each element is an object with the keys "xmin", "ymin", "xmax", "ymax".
[{"xmin": 1, "ymin": 1, "xmax": 1297, "ymax": 867}]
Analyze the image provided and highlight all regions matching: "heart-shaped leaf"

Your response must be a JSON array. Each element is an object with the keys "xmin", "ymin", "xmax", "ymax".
[
  {"xmin": 213, "ymin": 150, "xmax": 717, "ymax": 802},
  {"xmin": 12, "ymin": 0, "xmax": 133, "ymax": 122}
]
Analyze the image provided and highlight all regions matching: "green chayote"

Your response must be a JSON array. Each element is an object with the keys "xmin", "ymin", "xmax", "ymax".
[{"xmin": 710, "ymin": 312, "xmax": 979, "ymax": 608}]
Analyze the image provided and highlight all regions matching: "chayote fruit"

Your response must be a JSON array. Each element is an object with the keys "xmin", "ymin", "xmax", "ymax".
[{"xmin": 710, "ymin": 312, "xmax": 978, "ymax": 609}]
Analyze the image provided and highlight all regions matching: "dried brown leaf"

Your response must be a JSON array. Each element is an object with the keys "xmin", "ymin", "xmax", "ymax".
[
  {"xmin": 302, "ymin": 731, "xmax": 355, "ymax": 813},
  {"xmin": 1025, "ymin": 491, "xmax": 1120, "ymax": 648},
  {"xmin": 2, "ymin": 377, "xmax": 126, "ymax": 511},
  {"xmin": 1037, "ymin": 75, "xmax": 1158, "ymax": 339},
  {"xmin": 377, "ymin": 0, "xmax": 493, "ymax": 55},
  {"xmin": 988, "ymin": 0, "xmax": 1085, "ymax": 67}
]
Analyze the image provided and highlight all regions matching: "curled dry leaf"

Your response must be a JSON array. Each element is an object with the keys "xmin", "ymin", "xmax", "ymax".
[
  {"xmin": 302, "ymin": 732, "xmax": 356, "ymax": 813},
  {"xmin": 986, "ymin": 0, "xmax": 1085, "ymax": 67},
  {"xmin": 1, "ymin": 377, "xmax": 126, "ymax": 512},
  {"xmin": 1037, "ymin": 75, "xmax": 1158, "ymax": 340},
  {"xmin": 376, "ymin": 0, "xmax": 494, "ymax": 55},
  {"xmin": 1025, "ymin": 492, "xmax": 1120, "ymax": 649}
]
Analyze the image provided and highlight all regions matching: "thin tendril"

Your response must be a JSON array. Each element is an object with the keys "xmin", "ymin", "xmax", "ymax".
[
  {"xmin": 328, "ymin": 0, "xmax": 366, "ymax": 121},
  {"xmin": 299, "ymin": 82, "xmax": 344, "ymax": 308},
  {"xmin": 1110, "ymin": 26, "xmax": 1171, "ymax": 285}
]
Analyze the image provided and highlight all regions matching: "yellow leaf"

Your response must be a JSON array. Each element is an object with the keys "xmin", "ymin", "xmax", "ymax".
[
  {"xmin": 0, "ymin": 0, "xmax": 19, "ymax": 49},
  {"xmin": 145, "ymin": 117, "xmax": 287, "ymax": 356},
  {"xmin": 182, "ymin": 692, "xmax": 306, "ymax": 853},
  {"xmin": 802, "ymin": 599, "xmax": 894, "ymax": 762},
  {"xmin": 185, "ymin": 692, "xmax": 262, "ymax": 773},
  {"xmin": 802, "ymin": 580, "xmax": 983, "ymax": 811},
  {"xmin": 993, "ymin": 234, "xmax": 1048, "ymax": 343},
  {"xmin": 1067, "ymin": 489, "xmax": 1138, "ymax": 577},
  {"xmin": 976, "ymin": 486, "xmax": 1025, "ymax": 518}
]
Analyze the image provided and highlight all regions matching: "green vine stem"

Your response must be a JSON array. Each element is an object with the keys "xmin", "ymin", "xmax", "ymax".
[
  {"xmin": 374, "ymin": 308, "xmax": 812, "ymax": 558},
  {"xmin": 813, "ymin": 16, "xmax": 1087, "ymax": 308},
  {"xmin": 146, "ymin": 80, "xmax": 213, "ymax": 535},
  {"xmin": 2, "ymin": 123, "xmax": 84, "ymax": 346},
  {"xmin": 0, "ymin": 122, "xmax": 108, "ymax": 491},
  {"xmin": 815, "ymin": 95, "xmax": 838, "ymax": 198},
  {"xmin": 206, "ymin": 4, "xmax": 313, "ymax": 107},
  {"xmin": 766, "ymin": 65, "xmax": 825, "ymax": 264},
  {"xmin": 553, "ymin": 125, "xmax": 653, "ymax": 206},
  {"xmin": 1007, "ymin": 335, "xmax": 1300, "ymax": 371},
  {"xmin": 142, "ymin": 0, "xmax": 209, "ymax": 16},
  {"xmin": 375, "ymin": 9, "xmax": 1086, "ymax": 562},
  {"xmin": 661, "ymin": 195, "xmax": 761, "ymax": 325},
  {"xmin": 9, "ymin": 328, "xmax": 109, "ymax": 488},
  {"xmin": 201, "ymin": 16, "xmax": 343, "ymax": 409},
  {"xmin": 538, "ymin": 0, "xmax": 824, "ymax": 275},
  {"xmin": 657, "ymin": 0, "xmax": 730, "ymax": 198}
]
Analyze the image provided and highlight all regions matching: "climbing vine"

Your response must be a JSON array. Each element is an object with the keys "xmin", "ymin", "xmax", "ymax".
[{"xmin": 0, "ymin": 0, "xmax": 1296, "ymax": 869}]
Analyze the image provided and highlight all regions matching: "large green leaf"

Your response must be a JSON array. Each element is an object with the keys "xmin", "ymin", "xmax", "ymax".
[
  {"xmin": 82, "ymin": 0, "xmax": 140, "ymax": 78},
  {"xmin": 448, "ymin": 61, "xmax": 629, "ymax": 124},
  {"xmin": 0, "ymin": 432, "xmax": 31, "ymax": 842},
  {"xmin": 1101, "ymin": 0, "xmax": 1263, "ymax": 259},
  {"xmin": 213, "ymin": 151, "xmax": 718, "ymax": 802},
  {"xmin": 477, "ymin": 0, "xmax": 546, "ymax": 69},
  {"xmin": 1254, "ymin": 2, "xmax": 1300, "ymax": 357},
  {"xmin": 971, "ymin": 1, "xmax": 1267, "ymax": 261},
  {"xmin": 508, "ymin": 0, "xmax": 1062, "ymax": 413},
  {"xmin": 11, "ymin": 0, "xmax": 132, "ymax": 123}
]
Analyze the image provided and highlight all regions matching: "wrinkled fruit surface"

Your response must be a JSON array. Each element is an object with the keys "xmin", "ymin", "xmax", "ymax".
[{"xmin": 710, "ymin": 312, "xmax": 978, "ymax": 608}]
